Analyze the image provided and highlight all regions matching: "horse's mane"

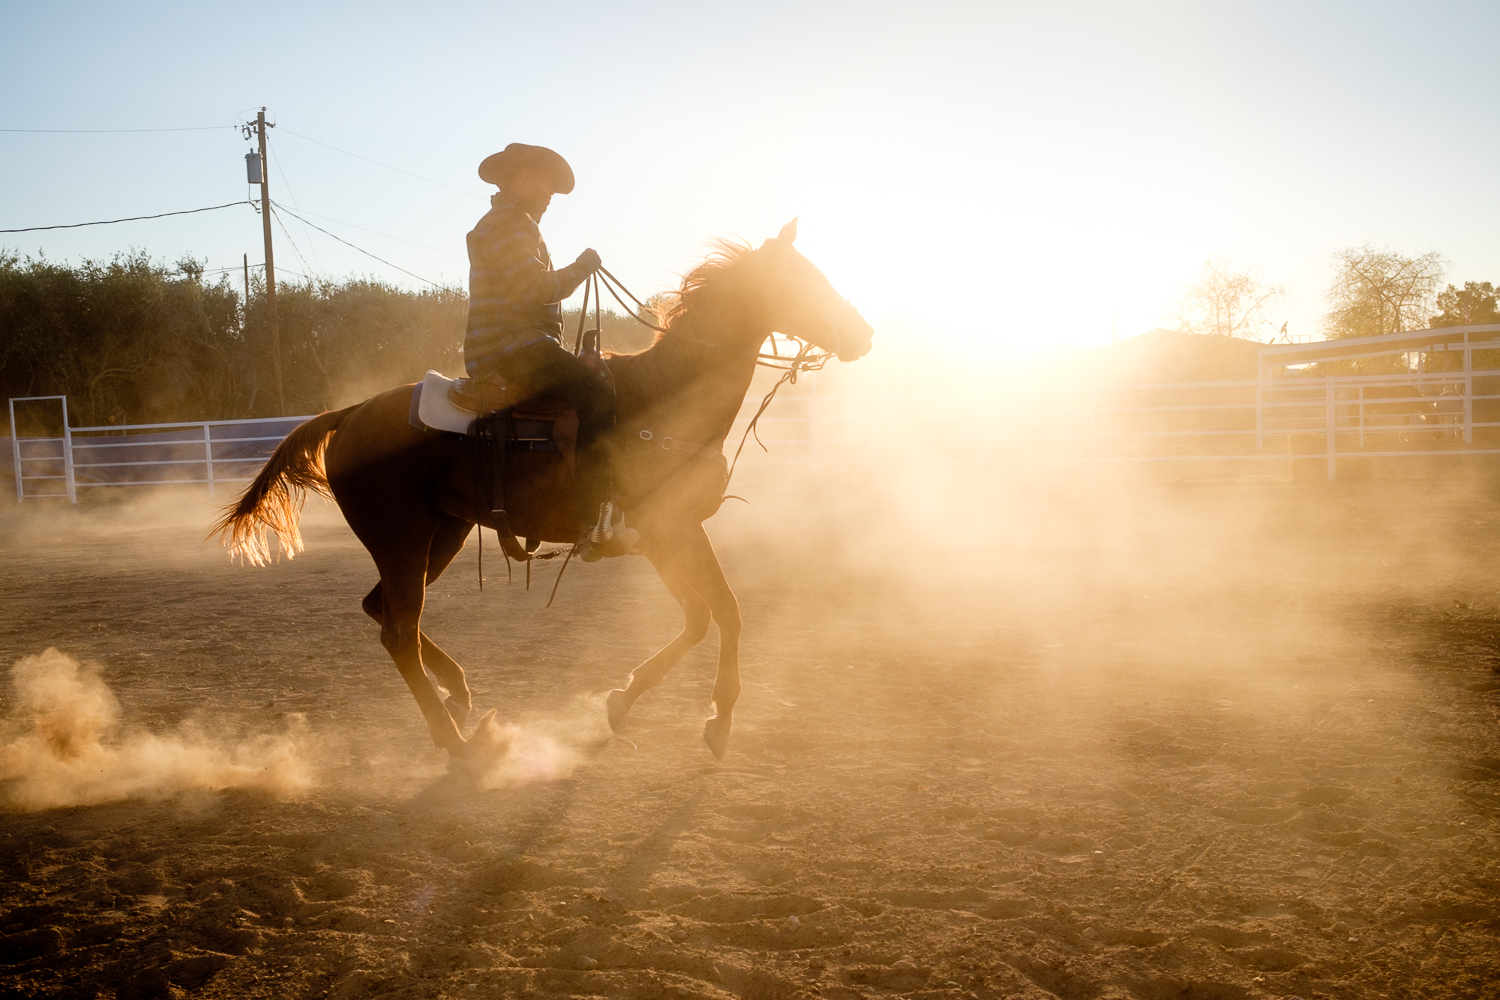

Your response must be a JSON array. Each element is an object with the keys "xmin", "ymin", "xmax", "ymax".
[{"xmin": 652, "ymin": 238, "xmax": 753, "ymax": 333}]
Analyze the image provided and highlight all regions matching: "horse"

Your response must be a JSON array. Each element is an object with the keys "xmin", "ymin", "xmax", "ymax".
[{"xmin": 214, "ymin": 220, "xmax": 873, "ymax": 761}]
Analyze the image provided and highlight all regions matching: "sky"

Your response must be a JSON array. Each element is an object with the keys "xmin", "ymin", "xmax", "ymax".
[{"xmin": 2, "ymin": 0, "xmax": 1498, "ymax": 361}]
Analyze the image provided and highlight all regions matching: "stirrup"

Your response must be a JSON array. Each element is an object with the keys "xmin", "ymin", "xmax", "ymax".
[{"xmin": 579, "ymin": 501, "xmax": 639, "ymax": 562}]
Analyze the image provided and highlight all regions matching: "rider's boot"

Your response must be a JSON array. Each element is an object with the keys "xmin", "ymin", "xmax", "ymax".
[
  {"xmin": 579, "ymin": 500, "xmax": 639, "ymax": 562},
  {"xmin": 447, "ymin": 374, "xmax": 511, "ymax": 415}
]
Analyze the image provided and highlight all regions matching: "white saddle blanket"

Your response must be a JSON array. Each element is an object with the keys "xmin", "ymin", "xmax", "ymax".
[{"xmin": 416, "ymin": 370, "xmax": 474, "ymax": 435}]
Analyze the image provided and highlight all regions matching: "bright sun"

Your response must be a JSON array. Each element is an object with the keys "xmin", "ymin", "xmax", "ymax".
[{"xmin": 758, "ymin": 105, "xmax": 1220, "ymax": 362}]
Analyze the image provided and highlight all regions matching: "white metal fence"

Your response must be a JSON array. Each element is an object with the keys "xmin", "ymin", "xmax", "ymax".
[
  {"xmin": 8, "ymin": 396, "xmax": 310, "ymax": 502},
  {"xmin": 726, "ymin": 369, "xmax": 1500, "ymax": 481},
  {"xmin": 11, "ymin": 368, "xmax": 1500, "ymax": 501}
]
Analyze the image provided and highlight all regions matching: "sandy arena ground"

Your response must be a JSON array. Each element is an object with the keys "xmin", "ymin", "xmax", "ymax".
[{"xmin": 1, "ymin": 469, "xmax": 1498, "ymax": 1000}]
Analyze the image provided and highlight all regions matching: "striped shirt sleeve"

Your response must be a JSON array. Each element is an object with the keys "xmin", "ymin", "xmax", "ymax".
[{"xmin": 471, "ymin": 211, "xmax": 587, "ymax": 306}]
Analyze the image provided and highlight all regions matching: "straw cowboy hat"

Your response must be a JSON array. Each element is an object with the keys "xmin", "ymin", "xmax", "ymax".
[{"xmin": 477, "ymin": 144, "xmax": 575, "ymax": 194}]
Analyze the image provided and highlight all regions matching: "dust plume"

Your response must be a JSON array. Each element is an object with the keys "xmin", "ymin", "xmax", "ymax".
[
  {"xmin": 461, "ymin": 694, "xmax": 612, "ymax": 790},
  {"xmin": 0, "ymin": 648, "xmax": 312, "ymax": 811}
]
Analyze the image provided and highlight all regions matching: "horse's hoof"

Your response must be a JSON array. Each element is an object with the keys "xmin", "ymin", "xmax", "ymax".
[
  {"xmin": 446, "ymin": 710, "xmax": 505, "ymax": 774},
  {"xmin": 606, "ymin": 689, "xmax": 630, "ymax": 733},
  {"xmin": 445, "ymin": 696, "xmax": 471, "ymax": 731},
  {"xmin": 446, "ymin": 738, "xmax": 477, "ymax": 771},
  {"xmin": 703, "ymin": 716, "xmax": 731, "ymax": 759}
]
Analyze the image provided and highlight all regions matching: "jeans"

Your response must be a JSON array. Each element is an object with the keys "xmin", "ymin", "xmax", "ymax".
[{"xmin": 495, "ymin": 340, "xmax": 615, "ymax": 524}]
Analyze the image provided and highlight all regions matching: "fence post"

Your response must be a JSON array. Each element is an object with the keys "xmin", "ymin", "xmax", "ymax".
[
  {"xmin": 7, "ymin": 398, "xmax": 20, "ymax": 503},
  {"xmin": 1325, "ymin": 376, "xmax": 1336, "ymax": 482},
  {"xmin": 1465, "ymin": 338, "xmax": 1474, "ymax": 444},
  {"xmin": 203, "ymin": 423, "xmax": 215, "ymax": 497},
  {"xmin": 1358, "ymin": 386, "xmax": 1366, "ymax": 448},
  {"xmin": 61, "ymin": 397, "xmax": 77, "ymax": 503},
  {"xmin": 1256, "ymin": 359, "xmax": 1269, "ymax": 451}
]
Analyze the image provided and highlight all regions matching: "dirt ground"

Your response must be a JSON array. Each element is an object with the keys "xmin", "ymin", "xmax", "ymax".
[{"xmin": 1, "ymin": 468, "xmax": 1499, "ymax": 1000}]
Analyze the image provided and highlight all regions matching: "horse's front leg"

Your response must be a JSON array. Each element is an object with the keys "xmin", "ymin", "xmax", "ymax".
[
  {"xmin": 607, "ymin": 545, "xmax": 713, "ymax": 731},
  {"xmin": 672, "ymin": 525, "xmax": 741, "ymax": 758}
]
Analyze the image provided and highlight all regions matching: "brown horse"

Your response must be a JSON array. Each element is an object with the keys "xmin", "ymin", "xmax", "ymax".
[{"xmin": 215, "ymin": 220, "xmax": 873, "ymax": 760}]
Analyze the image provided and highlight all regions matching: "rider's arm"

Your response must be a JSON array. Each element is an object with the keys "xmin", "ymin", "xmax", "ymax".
[{"xmin": 473, "ymin": 215, "xmax": 590, "ymax": 306}]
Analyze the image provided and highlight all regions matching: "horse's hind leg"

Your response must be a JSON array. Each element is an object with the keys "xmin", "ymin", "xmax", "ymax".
[
  {"xmin": 361, "ymin": 515, "xmax": 476, "ymax": 730},
  {"xmin": 607, "ymin": 555, "xmax": 712, "ymax": 731},
  {"xmin": 420, "ymin": 516, "xmax": 478, "ymax": 727},
  {"xmin": 358, "ymin": 525, "xmax": 465, "ymax": 752}
]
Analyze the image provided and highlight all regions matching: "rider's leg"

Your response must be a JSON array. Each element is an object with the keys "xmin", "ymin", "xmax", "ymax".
[{"xmin": 504, "ymin": 341, "xmax": 615, "ymax": 525}]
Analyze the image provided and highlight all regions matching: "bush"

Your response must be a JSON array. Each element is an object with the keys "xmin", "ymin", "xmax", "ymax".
[{"xmin": 0, "ymin": 251, "xmax": 653, "ymax": 429}]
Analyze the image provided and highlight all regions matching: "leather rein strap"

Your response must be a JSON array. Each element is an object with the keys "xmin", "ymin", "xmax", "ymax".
[
  {"xmin": 622, "ymin": 350, "xmax": 728, "ymax": 477},
  {"xmin": 595, "ymin": 265, "xmax": 840, "ymax": 370},
  {"xmin": 629, "ymin": 427, "xmax": 729, "ymax": 475},
  {"xmin": 598, "ymin": 267, "xmax": 845, "ymax": 490}
]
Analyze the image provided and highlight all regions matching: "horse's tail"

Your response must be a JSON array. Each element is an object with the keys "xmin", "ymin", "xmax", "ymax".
[{"xmin": 211, "ymin": 405, "xmax": 356, "ymax": 565}]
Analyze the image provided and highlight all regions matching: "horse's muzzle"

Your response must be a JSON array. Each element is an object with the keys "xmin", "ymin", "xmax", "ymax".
[{"xmin": 836, "ymin": 310, "xmax": 875, "ymax": 361}]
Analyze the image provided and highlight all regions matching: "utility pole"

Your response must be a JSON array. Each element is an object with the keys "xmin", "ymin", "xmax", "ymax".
[
  {"xmin": 255, "ymin": 108, "xmax": 285, "ymax": 415},
  {"xmin": 242, "ymin": 253, "xmax": 250, "ymax": 316}
]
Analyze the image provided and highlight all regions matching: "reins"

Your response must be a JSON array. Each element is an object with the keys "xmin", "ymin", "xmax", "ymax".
[
  {"xmin": 596, "ymin": 266, "xmax": 836, "ymax": 370},
  {"xmin": 595, "ymin": 265, "xmax": 836, "ymax": 494},
  {"xmin": 474, "ymin": 254, "xmax": 844, "ymax": 605}
]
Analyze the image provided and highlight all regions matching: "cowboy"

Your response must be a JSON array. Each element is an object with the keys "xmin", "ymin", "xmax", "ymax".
[{"xmin": 453, "ymin": 143, "xmax": 629, "ymax": 558}]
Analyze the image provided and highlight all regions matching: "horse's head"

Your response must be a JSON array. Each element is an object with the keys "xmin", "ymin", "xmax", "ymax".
[{"xmin": 750, "ymin": 219, "xmax": 874, "ymax": 362}]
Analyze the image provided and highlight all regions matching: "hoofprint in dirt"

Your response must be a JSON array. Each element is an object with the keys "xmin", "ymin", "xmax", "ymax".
[{"xmin": 1, "ymin": 480, "xmax": 1499, "ymax": 1000}]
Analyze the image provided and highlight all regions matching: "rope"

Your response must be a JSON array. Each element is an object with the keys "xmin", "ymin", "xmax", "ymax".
[
  {"xmin": 573, "ymin": 273, "xmax": 591, "ymax": 353},
  {"xmin": 595, "ymin": 266, "xmax": 667, "ymax": 332},
  {"xmin": 594, "ymin": 265, "xmax": 836, "ymax": 371},
  {"xmin": 591, "ymin": 258, "xmax": 836, "ymax": 496},
  {"xmin": 546, "ymin": 543, "xmax": 577, "ymax": 608},
  {"xmin": 726, "ymin": 341, "xmax": 819, "ymax": 489}
]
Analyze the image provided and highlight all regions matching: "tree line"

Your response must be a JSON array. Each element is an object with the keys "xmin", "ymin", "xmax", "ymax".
[
  {"xmin": 0, "ymin": 250, "xmax": 656, "ymax": 431},
  {"xmin": 1172, "ymin": 244, "xmax": 1498, "ymax": 346}
]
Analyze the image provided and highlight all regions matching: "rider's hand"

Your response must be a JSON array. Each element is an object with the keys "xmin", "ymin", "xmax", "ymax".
[{"xmin": 575, "ymin": 248, "xmax": 601, "ymax": 274}]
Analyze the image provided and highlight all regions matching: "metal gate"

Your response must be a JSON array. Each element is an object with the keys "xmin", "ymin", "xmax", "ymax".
[{"xmin": 8, "ymin": 397, "xmax": 310, "ymax": 503}]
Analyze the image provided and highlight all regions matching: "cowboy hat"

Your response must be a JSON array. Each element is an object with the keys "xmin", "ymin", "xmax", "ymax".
[{"xmin": 477, "ymin": 144, "xmax": 575, "ymax": 194}]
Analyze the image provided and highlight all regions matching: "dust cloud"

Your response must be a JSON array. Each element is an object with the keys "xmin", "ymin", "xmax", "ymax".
[
  {"xmin": 462, "ymin": 695, "xmax": 614, "ymax": 790},
  {"xmin": 3, "ymin": 367, "xmax": 1500, "ymax": 998},
  {"xmin": 0, "ymin": 647, "xmax": 312, "ymax": 811}
]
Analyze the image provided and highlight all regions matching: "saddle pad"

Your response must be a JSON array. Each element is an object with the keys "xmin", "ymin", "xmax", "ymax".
[{"xmin": 416, "ymin": 370, "xmax": 475, "ymax": 435}]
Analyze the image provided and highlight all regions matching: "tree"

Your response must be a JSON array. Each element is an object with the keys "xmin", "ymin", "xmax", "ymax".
[
  {"xmin": 1171, "ymin": 257, "xmax": 1284, "ymax": 340},
  {"xmin": 1324, "ymin": 244, "xmax": 1446, "ymax": 339},
  {"xmin": 1430, "ymin": 281, "xmax": 1499, "ymax": 327},
  {"xmin": 0, "ymin": 251, "xmax": 470, "ymax": 426}
]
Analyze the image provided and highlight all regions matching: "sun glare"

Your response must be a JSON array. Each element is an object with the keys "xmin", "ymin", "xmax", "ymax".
[{"xmin": 774, "ymin": 101, "xmax": 1220, "ymax": 364}]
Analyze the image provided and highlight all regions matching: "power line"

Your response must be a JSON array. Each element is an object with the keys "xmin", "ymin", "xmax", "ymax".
[
  {"xmin": 279, "ymin": 206, "xmax": 463, "ymax": 257},
  {"xmin": 272, "ymin": 201, "xmax": 445, "ymax": 289},
  {"xmin": 176, "ymin": 263, "xmax": 313, "ymax": 281},
  {"xmin": 0, "ymin": 125, "xmax": 235, "ymax": 133},
  {"xmin": 0, "ymin": 200, "xmax": 251, "ymax": 233},
  {"xmin": 268, "ymin": 205, "xmax": 317, "ymax": 280},
  {"xmin": 268, "ymin": 142, "xmax": 321, "ymax": 272},
  {"xmin": 275, "ymin": 126, "xmax": 483, "ymax": 201}
]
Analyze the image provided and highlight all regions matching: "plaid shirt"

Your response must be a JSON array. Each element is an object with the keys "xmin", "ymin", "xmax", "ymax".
[{"xmin": 464, "ymin": 193, "xmax": 590, "ymax": 376}]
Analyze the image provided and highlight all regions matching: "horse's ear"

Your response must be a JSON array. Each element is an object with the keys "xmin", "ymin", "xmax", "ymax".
[{"xmin": 777, "ymin": 218, "xmax": 798, "ymax": 244}]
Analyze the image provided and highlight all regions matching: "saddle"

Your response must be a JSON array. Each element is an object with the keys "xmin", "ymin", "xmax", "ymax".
[
  {"xmin": 411, "ymin": 370, "xmax": 580, "ymax": 554},
  {"xmin": 447, "ymin": 372, "xmax": 568, "ymax": 418},
  {"xmin": 413, "ymin": 370, "xmax": 578, "ymax": 467}
]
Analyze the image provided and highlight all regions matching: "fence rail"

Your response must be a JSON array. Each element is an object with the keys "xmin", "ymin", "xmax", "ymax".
[
  {"xmin": 8, "ymin": 396, "xmax": 310, "ymax": 502},
  {"xmin": 12, "ymin": 368, "xmax": 1500, "ymax": 501},
  {"xmin": 718, "ymin": 370, "xmax": 1500, "ymax": 479}
]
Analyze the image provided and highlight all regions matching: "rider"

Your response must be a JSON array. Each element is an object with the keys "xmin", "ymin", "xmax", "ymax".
[{"xmin": 454, "ymin": 143, "xmax": 628, "ymax": 557}]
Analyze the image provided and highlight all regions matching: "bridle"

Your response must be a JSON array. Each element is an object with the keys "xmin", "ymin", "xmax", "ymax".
[
  {"xmin": 593, "ymin": 262, "xmax": 858, "ymax": 491},
  {"xmin": 594, "ymin": 265, "xmax": 850, "ymax": 371}
]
